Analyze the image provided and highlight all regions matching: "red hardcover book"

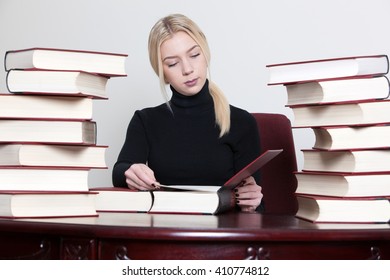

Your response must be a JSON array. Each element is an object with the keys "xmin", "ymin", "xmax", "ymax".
[
  {"xmin": 302, "ymin": 149, "xmax": 390, "ymax": 173},
  {"xmin": 290, "ymin": 99, "xmax": 390, "ymax": 128},
  {"xmin": 0, "ymin": 93, "xmax": 93, "ymax": 120},
  {"xmin": 4, "ymin": 47, "xmax": 128, "ymax": 77},
  {"xmin": 6, "ymin": 69, "xmax": 110, "ymax": 99},
  {"xmin": 0, "ymin": 119, "xmax": 96, "ymax": 145},
  {"xmin": 93, "ymin": 150, "xmax": 283, "ymax": 215},
  {"xmin": 295, "ymin": 194, "xmax": 390, "ymax": 223},
  {"xmin": 284, "ymin": 76, "xmax": 390, "ymax": 107},
  {"xmin": 0, "ymin": 167, "xmax": 90, "ymax": 192},
  {"xmin": 267, "ymin": 54, "xmax": 389, "ymax": 85},
  {"xmin": 295, "ymin": 171, "xmax": 390, "ymax": 197},
  {"xmin": 0, "ymin": 190, "xmax": 98, "ymax": 218},
  {"xmin": 0, "ymin": 143, "xmax": 107, "ymax": 169},
  {"xmin": 311, "ymin": 124, "xmax": 390, "ymax": 151},
  {"xmin": 150, "ymin": 149, "xmax": 283, "ymax": 214},
  {"xmin": 90, "ymin": 187, "xmax": 154, "ymax": 213}
]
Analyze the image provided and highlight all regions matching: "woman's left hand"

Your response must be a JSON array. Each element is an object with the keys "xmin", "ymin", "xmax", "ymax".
[{"xmin": 235, "ymin": 176, "xmax": 263, "ymax": 213}]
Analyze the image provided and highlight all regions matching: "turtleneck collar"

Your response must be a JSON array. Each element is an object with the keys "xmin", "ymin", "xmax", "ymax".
[{"xmin": 169, "ymin": 80, "xmax": 214, "ymax": 115}]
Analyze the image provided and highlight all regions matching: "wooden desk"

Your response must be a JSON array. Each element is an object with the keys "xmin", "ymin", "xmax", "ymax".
[{"xmin": 0, "ymin": 212, "xmax": 389, "ymax": 260}]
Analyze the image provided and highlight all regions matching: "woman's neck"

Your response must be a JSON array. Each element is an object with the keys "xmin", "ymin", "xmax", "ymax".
[{"xmin": 169, "ymin": 80, "xmax": 213, "ymax": 115}]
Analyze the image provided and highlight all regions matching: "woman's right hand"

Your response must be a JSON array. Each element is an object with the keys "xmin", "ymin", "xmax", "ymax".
[{"xmin": 124, "ymin": 163, "xmax": 157, "ymax": 190}]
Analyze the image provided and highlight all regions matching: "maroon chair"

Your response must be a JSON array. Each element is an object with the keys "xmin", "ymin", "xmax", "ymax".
[{"xmin": 252, "ymin": 113, "xmax": 298, "ymax": 215}]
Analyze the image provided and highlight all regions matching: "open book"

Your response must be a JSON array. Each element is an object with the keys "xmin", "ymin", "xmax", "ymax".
[{"xmin": 93, "ymin": 149, "xmax": 283, "ymax": 215}]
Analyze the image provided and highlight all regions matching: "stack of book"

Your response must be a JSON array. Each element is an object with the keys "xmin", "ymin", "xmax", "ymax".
[
  {"xmin": 0, "ymin": 47, "xmax": 127, "ymax": 218},
  {"xmin": 267, "ymin": 54, "xmax": 390, "ymax": 223}
]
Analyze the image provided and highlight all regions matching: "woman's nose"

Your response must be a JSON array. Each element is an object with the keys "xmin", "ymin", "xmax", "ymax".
[{"xmin": 182, "ymin": 59, "xmax": 194, "ymax": 76}]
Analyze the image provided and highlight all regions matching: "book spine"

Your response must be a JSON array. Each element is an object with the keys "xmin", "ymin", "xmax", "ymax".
[{"xmin": 215, "ymin": 189, "xmax": 236, "ymax": 214}]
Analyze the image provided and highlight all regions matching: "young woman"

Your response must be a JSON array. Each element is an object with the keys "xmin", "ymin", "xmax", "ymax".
[{"xmin": 112, "ymin": 14, "xmax": 263, "ymax": 212}]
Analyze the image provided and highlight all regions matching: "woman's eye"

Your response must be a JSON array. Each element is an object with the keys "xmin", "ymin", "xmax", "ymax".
[
  {"xmin": 167, "ymin": 62, "xmax": 178, "ymax": 67},
  {"xmin": 191, "ymin": 53, "xmax": 200, "ymax": 58}
]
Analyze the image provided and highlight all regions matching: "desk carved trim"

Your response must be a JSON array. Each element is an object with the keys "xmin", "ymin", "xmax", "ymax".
[
  {"xmin": 61, "ymin": 238, "xmax": 96, "ymax": 260},
  {"xmin": 0, "ymin": 213, "xmax": 389, "ymax": 260}
]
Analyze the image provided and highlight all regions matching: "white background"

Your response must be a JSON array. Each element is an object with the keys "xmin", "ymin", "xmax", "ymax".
[{"xmin": 0, "ymin": 0, "xmax": 389, "ymax": 187}]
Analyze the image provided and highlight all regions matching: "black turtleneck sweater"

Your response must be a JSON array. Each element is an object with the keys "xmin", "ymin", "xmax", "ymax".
[{"xmin": 112, "ymin": 80, "xmax": 261, "ymax": 188}]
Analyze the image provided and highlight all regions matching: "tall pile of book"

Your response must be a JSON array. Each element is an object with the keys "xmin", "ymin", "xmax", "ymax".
[
  {"xmin": 267, "ymin": 54, "xmax": 390, "ymax": 223},
  {"xmin": 0, "ymin": 47, "xmax": 127, "ymax": 218}
]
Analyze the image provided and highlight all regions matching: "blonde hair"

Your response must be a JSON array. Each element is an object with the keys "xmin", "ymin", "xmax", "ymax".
[{"xmin": 148, "ymin": 14, "xmax": 231, "ymax": 137}]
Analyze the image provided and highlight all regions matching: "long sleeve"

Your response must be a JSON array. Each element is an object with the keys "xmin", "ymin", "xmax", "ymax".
[{"xmin": 112, "ymin": 110, "xmax": 150, "ymax": 188}]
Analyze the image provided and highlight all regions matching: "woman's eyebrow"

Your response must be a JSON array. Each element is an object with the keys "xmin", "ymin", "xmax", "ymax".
[{"xmin": 162, "ymin": 45, "xmax": 200, "ymax": 61}]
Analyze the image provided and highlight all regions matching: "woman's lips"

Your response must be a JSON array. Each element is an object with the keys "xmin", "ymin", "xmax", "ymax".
[{"xmin": 185, "ymin": 78, "xmax": 198, "ymax": 87}]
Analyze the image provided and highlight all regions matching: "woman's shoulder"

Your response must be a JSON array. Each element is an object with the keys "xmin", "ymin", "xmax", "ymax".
[
  {"xmin": 228, "ymin": 105, "xmax": 258, "ymax": 135},
  {"xmin": 230, "ymin": 105, "xmax": 256, "ymax": 123},
  {"xmin": 134, "ymin": 103, "xmax": 171, "ymax": 118}
]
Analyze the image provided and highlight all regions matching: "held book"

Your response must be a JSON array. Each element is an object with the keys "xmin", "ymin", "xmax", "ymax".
[
  {"xmin": 92, "ymin": 149, "xmax": 283, "ymax": 214},
  {"xmin": 302, "ymin": 149, "xmax": 390, "ymax": 173},
  {"xmin": 312, "ymin": 125, "xmax": 390, "ymax": 150},
  {"xmin": 0, "ymin": 190, "xmax": 98, "ymax": 219},
  {"xmin": 0, "ymin": 119, "xmax": 96, "ymax": 145},
  {"xmin": 0, "ymin": 167, "xmax": 90, "ymax": 192},
  {"xmin": 0, "ymin": 94, "xmax": 93, "ymax": 120},
  {"xmin": 4, "ymin": 47, "xmax": 127, "ymax": 77},
  {"xmin": 295, "ymin": 172, "xmax": 390, "ymax": 197},
  {"xmin": 295, "ymin": 194, "xmax": 390, "ymax": 223},
  {"xmin": 0, "ymin": 144, "xmax": 107, "ymax": 168},
  {"xmin": 6, "ymin": 70, "xmax": 109, "ymax": 99},
  {"xmin": 285, "ymin": 76, "xmax": 390, "ymax": 106},
  {"xmin": 290, "ymin": 99, "xmax": 390, "ymax": 128},
  {"xmin": 267, "ymin": 54, "xmax": 389, "ymax": 85}
]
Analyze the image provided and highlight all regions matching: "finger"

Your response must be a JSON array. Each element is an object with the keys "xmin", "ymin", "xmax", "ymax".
[
  {"xmin": 133, "ymin": 165, "xmax": 157, "ymax": 186},
  {"xmin": 236, "ymin": 184, "xmax": 262, "ymax": 196},
  {"xmin": 236, "ymin": 187, "xmax": 263, "ymax": 199},
  {"xmin": 125, "ymin": 164, "xmax": 156, "ymax": 190},
  {"xmin": 125, "ymin": 177, "xmax": 151, "ymax": 191},
  {"xmin": 239, "ymin": 205, "xmax": 257, "ymax": 213},
  {"xmin": 236, "ymin": 197, "xmax": 262, "ymax": 212},
  {"xmin": 242, "ymin": 176, "xmax": 256, "ymax": 185}
]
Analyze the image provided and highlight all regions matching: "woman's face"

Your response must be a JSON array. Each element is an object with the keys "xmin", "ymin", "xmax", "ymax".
[{"xmin": 160, "ymin": 31, "xmax": 208, "ymax": 96}]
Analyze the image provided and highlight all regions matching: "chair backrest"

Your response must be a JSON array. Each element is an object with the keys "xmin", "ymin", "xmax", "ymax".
[{"xmin": 252, "ymin": 113, "xmax": 298, "ymax": 215}]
